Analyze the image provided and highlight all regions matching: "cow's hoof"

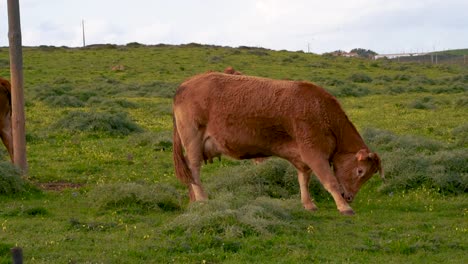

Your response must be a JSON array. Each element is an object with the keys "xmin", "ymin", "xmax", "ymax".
[
  {"xmin": 304, "ymin": 204, "xmax": 318, "ymax": 212},
  {"xmin": 340, "ymin": 209, "xmax": 355, "ymax": 216}
]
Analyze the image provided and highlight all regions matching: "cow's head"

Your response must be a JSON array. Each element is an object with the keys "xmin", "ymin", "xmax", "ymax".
[{"xmin": 334, "ymin": 149, "xmax": 383, "ymax": 202}]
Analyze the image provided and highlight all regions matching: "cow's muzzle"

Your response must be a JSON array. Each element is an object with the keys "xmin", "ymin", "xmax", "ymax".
[{"xmin": 342, "ymin": 192, "xmax": 354, "ymax": 203}]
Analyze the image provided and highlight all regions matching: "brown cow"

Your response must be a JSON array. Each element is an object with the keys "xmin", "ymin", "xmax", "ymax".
[
  {"xmin": 0, "ymin": 77, "xmax": 13, "ymax": 162},
  {"xmin": 173, "ymin": 72, "xmax": 383, "ymax": 215}
]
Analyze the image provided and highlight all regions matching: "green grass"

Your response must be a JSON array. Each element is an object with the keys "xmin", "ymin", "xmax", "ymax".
[{"xmin": 0, "ymin": 44, "xmax": 467, "ymax": 263}]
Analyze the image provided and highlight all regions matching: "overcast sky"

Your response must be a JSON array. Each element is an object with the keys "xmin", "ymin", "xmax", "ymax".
[{"xmin": 0, "ymin": 0, "xmax": 467, "ymax": 54}]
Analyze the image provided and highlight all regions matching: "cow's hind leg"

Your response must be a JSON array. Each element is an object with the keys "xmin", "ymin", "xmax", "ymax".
[
  {"xmin": 0, "ymin": 122, "xmax": 13, "ymax": 162},
  {"xmin": 184, "ymin": 132, "xmax": 208, "ymax": 201}
]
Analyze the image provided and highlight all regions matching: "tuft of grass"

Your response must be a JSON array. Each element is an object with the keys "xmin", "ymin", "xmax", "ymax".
[
  {"xmin": 165, "ymin": 196, "xmax": 298, "ymax": 238},
  {"xmin": 1, "ymin": 206, "xmax": 49, "ymax": 217},
  {"xmin": 128, "ymin": 131, "xmax": 172, "ymax": 151},
  {"xmin": 408, "ymin": 96, "xmax": 436, "ymax": 110},
  {"xmin": 88, "ymin": 183, "xmax": 183, "ymax": 214},
  {"xmin": 52, "ymin": 111, "xmax": 143, "ymax": 136},
  {"xmin": 87, "ymin": 97, "xmax": 138, "ymax": 109},
  {"xmin": 69, "ymin": 218, "xmax": 118, "ymax": 232}
]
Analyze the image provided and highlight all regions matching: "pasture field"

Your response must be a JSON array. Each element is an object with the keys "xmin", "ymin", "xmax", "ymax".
[{"xmin": 0, "ymin": 44, "xmax": 467, "ymax": 263}]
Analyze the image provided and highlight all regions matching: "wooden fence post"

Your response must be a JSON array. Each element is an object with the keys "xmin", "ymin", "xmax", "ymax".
[{"xmin": 7, "ymin": 0, "xmax": 28, "ymax": 173}]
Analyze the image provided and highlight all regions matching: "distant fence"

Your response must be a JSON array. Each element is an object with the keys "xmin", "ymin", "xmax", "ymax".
[{"xmin": 375, "ymin": 53, "xmax": 467, "ymax": 65}]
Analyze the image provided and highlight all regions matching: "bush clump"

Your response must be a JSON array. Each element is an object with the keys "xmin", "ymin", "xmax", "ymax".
[
  {"xmin": 88, "ymin": 183, "xmax": 182, "ymax": 213},
  {"xmin": 363, "ymin": 128, "xmax": 467, "ymax": 194},
  {"xmin": 52, "ymin": 111, "xmax": 142, "ymax": 136}
]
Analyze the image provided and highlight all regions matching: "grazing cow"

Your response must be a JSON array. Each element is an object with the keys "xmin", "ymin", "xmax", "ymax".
[
  {"xmin": 223, "ymin": 66, "xmax": 242, "ymax": 75},
  {"xmin": 173, "ymin": 72, "xmax": 383, "ymax": 215},
  {"xmin": 0, "ymin": 77, "xmax": 13, "ymax": 162}
]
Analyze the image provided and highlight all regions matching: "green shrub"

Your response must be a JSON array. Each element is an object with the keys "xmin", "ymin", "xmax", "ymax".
[
  {"xmin": 349, "ymin": 73, "xmax": 373, "ymax": 83},
  {"xmin": 0, "ymin": 242, "xmax": 14, "ymax": 263},
  {"xmin": 165, "ymin": 196, "xmax": 297, "ymax": 238},
  {"xmin": 394, "ymin": 74, "xmax": 411, "ymax": 81},
  {"xmin": 455, "ymin": 96, "xmax": 468, "ymax": 108},
  {"xmin": 324, "ymin": 78, "xmax": 345, "ymax": 86},
  {"xmin": 43, "ymin": 95, "xmax": 85, "ymax": 107},
  {"xmin": 208, "ymin": 55, "xmax": 224, "ymax": 64},
  {"xmin": 408, "ymin": 97, "xmax": 436, "ymax": 110},
  {"xmin": 88, "ymin": 183, "xmax": 182, "ymax": 214},
  {"xmin": 411, "ymin": 75, "xmax": 436, "ymax": 85},
  {"xmin": 247, "ymin": 50, "xmax": 269, "ymax": 56},
  {"xmin": 338, "ymin": 85, "xmax": 371, "ymax": 97},
  {"xmin": 375, "ymin": 75, "xmax": 393, "ymax": 82},
  {"xmin": 52, "ymin": 111, "xmax": 142, "ymax": 136},
  {"xmin": 363, "ymin": 128, "xmax": 467, "ymax": 194},
  {"xmin": 124, "ymin": 81, "xmax": 178, "ymax": 98},
  {"xmin": 452, "ymin": 124, "xmax": 468, "ymax": 147},
  {"xmin": 0, "ymin": 58, "xmax": 9, "ymax": 68},
  {"xmin": 32, "ymin": 84, "xmax": 72, "ymax": 100},
  {"xmin": 87, "ymin": 97, "xmax": 138, "ymax": 109},
  {"xmin": 0, "ymin": 162, "xmax": 25, "ymax": 195},
  {"xmin": 432, "ymin": 85, "xmax": 467, "ymax": 94},
  {"xmin": 363, "ymin": 128, "xmax": 442, "ymax": 153}
]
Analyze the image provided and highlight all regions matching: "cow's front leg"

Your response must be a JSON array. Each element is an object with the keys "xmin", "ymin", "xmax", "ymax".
[
  {"xmin": 301, "ymin": 153, "xmax": 354, "ymax": 215},
  {"xmin": 297, "ymin": 170, "xmax": 318, "ymax": 211}
]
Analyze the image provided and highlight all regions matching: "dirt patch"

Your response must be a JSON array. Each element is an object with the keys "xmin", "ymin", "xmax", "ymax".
[{"xmin": 38, "ymin": 182, "xmax": 84, "ymax": 191}]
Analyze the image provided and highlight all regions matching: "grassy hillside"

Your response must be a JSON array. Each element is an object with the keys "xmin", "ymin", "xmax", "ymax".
[
  {"xmin": 0, "ymin": 44, "xmax": 467, "ymax": 263},
  {"xmin": 433, "ymin": 49, "xmax": 468, "ymax": 56}
]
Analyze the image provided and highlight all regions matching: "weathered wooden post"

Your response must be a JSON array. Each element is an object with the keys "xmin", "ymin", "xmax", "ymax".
[
  {"xmin": 11, "ymin": 247, "xmax": 23, "ymax": 264},
  {"xmin": 7, "ymin": 0, "xmax": 28, "ymax": 173}
]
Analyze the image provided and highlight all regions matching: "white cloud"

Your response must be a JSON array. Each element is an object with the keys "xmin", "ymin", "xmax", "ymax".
[{"xmin": 0, "ymin": 0, "xmax": 467, "ymax": 53}]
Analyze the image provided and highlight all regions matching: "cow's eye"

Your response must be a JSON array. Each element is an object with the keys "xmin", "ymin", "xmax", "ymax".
[{"xmin": 357, "ymin": 168, "xmax": 364, "ymax": 176}]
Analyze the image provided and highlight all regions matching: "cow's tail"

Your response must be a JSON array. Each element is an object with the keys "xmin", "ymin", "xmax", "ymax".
[{"xmin": 172, "ymin": 115, "xmax": 196, "ymax": 201}]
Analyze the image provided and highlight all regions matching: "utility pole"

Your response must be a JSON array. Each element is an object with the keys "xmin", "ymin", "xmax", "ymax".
[
  {"xmin": 82, "ymin": 19, "xmax": 86, "ymax": 47},
  {"xmin": 7, "ymin": 0, "xmax": 28, "ymax": 173}
]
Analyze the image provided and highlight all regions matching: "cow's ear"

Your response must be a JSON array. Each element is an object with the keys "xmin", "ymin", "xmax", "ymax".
[{"xmin": 355, "ymin": 149, "xmax": 369, "ymax": 161}]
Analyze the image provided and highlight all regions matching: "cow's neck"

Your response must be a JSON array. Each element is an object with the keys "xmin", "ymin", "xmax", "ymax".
[{"xmin": 333, "ymin": 116, "xmax": 368, "ymax": 156}]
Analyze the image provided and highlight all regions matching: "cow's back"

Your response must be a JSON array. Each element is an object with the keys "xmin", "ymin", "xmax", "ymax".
[{"xmin": 175, "ymin": 72, "xmax": 339, "ymax": 122}]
